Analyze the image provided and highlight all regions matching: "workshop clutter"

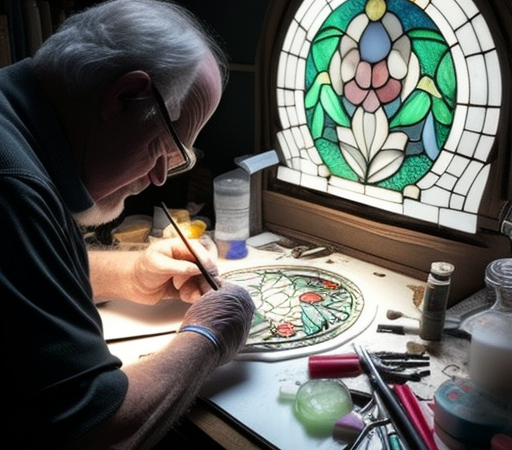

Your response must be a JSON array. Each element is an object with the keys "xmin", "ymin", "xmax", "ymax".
[
  {"xmin": 111, "ymin": 205, "xmax": 207, "ymax": 249},
  {"xmin": 279, "ymin": 347, "xmax": 435, "ymax": 450},
  {"xmin": 432, "ymin": 259, "xmax": 512, "ymax": 450}
]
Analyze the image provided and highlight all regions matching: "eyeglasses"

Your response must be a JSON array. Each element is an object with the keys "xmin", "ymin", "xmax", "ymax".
[{"xmin": 151, "ymin": 84, "xmax": 197, "ymax": 178}]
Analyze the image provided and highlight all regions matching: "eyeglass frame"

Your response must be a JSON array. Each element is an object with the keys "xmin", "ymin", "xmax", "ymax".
[{"xmin": 151, "ymin": 83, "xmax": 198, "ymax": 178}]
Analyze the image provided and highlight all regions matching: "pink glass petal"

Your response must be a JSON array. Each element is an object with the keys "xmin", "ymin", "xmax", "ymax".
[
  {"xmin": 362, "ymin": 90, "xmax": 381, "ymax": 113},
  {"xmin": 345, "ymin": 80, "xmax": 368, "ymax": 106},
  {"xmin": 376, "ymin": 78, "xmax": 402, "ymax": 104},
  {"xmin": 355, "ymin": 61, "xmax": 372, "ymax": 89},
  {"xmin": 372, "ymin": 60, "xmax": 389, "ymax": 89}
]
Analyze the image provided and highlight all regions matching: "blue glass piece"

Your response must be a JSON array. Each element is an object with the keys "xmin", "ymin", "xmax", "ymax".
[
  {"xmin": 422, "ymin": 112, "xmax": 440, "ymax": 160},
  {"xmin": 383, "ymin": 97, "xmax": 402, "ymax": 117},
  {"xmin": 405, "ymin": 141, "xmax": 425, "ymax": 156},
  {"xmin": 360, "ymin": 22, "xmax": 391, "ymax": 63}
]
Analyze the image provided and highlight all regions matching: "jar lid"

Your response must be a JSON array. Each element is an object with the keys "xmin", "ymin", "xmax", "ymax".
[
  {"xmin": 486, "ymin": 258, "xmax": 512, "ymax": 290},
  {"xmin": 492, "ymin": 434, "xmax": 512, "ymax": 450},
  {"xmin": 430, "ymin": 262, "xmax": 455, "ymax": 278}
]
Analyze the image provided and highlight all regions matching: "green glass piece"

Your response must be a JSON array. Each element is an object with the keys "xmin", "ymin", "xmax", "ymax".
[
  {"xmin": 305, "ymin": 74, "xmax": 323, "ymax": 109},
  {"xmin": 312, "ymin": 27, "xmax": 343, "ymax": 72},
  {"xmin": 390, "ymin": 90, "xmax": 431, "ymax": 127},
  {"xmin": 317, "ymin": 138, "xmax": 359, "ymax": 181},
  {"xmin": 432, "ymin": 96, "xmax": 453, "ymax": 127},
  {"xmin": 301, "ymin": 300, "xmax": 341, "ymax": 335},
  {"xmin": 301, "ymin": 303, "xmax": 324, "ymax": 335},
  {"xmin": 321, "ymin": 85, "xmax": 351, "ymax": 127},
  {"xmin": 377, "ymin": 154, "xmax": 432, "ymax": 189},
  {"xmin": 323, "ymin": 0, "xmax": 365, "ymax": 32},
  {"xmin": 409, "ymin": 29, "xmax": 450, "ymax": 78},
  {"xmin": 435, "ymin": 122, "xmax": 450, "ymax": 150},
  {"xmin": 312, "ymin": 103, "xmax": 325, "ymax": 140},
  {"xmin": 436, "ymin": 52, "xmax": 457, "ymax": 108}
]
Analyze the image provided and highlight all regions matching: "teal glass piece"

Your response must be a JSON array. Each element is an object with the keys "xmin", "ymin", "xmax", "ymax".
[{"xmin": 304, "ymin": 0, "xmax": 456, "ymax": 191}]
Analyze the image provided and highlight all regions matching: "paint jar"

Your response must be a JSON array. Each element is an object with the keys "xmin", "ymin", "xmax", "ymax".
[
  {"xmin": 434, "ymin": 377, "xmax": 512, "ymax": 450},
  {"xmin": 419, "ymin": 262, "xmax": 455, "ymax": 341},
  {"xmin": 213, "ymin": 168, "xmax": 250, "ymax": 259},
  {"xmin": 468, "ymin": 258, "xmax": 512, "ymax": 396}
]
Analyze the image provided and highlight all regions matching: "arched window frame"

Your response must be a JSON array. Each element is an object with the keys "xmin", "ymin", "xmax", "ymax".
[{"xmin": 255, "ymin": 0, "xmax": 511, "ymax": 303}]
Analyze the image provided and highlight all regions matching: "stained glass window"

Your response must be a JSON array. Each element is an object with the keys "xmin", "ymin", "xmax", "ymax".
[{"xmin": 275, "ymin": 0, "xmax": 502, "ymax": 233}]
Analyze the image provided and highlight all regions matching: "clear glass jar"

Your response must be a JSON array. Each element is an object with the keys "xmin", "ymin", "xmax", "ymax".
[{"xmin": 468, "ymin": 258, "xmax": 512, "ymax": 396}]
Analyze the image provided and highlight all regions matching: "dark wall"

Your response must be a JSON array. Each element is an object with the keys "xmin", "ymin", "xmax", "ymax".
[{"xmin": 124, "ymin": 0, "xmax": 272, "ymax": 216}]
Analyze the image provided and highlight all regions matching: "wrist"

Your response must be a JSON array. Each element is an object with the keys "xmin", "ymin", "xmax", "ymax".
[
  {"xmin": 179, "ymin": 324, "xmax": 220, "ymax": 350},
  {"xmin": 178, "ymin": 324, "xmax": 221, "ymax": 364}
]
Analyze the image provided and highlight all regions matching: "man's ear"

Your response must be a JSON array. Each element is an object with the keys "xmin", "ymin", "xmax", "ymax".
[{"xmin": 100, "ymin": 71, "xmax": 152, "ymax": 121}]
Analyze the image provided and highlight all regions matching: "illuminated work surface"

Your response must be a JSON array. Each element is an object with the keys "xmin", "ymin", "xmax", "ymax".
[{"xmin": 102, "ymin": 235, "xmax": 470, "ymax": 450}]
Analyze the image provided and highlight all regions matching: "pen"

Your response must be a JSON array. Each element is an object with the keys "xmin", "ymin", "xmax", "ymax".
[{"xmin": 160, "ymin": 202, "xmax": 219, "ymax": 291}]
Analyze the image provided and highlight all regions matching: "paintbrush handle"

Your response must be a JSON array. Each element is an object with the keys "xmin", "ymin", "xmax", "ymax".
[{"xmin": 160, "ymin": 202, "xmax": 219, "ymax": 291}]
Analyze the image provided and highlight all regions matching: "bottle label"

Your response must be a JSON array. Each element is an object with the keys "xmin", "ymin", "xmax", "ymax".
[{"xmin": 420, "ymin": 280, "xmax": 451, "ymax": 340}]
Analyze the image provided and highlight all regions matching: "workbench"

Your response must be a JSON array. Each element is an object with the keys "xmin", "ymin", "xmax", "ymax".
[{"xmin": 102, "ymin": 235, "xmax": 472, "ymax": 450}]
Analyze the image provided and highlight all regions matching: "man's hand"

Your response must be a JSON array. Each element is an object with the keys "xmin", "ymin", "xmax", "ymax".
[
  {"xmin": 131, "ymin": 235, "xmax": 218, "ymax": 304},
  {"xmin": 89, "ymin": 235, "xmax": 218, "ymax": 304}
]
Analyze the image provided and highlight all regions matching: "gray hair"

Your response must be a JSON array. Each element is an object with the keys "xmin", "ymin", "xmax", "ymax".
[{"xmin": 32, "ymin": 0, "xmax": 227, "ymax": 107}]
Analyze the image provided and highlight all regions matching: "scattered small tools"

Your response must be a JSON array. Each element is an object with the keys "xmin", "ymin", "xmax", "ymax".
[
  {"xmin": 372, "ymin": 351, "xmax": 431, "ymax": 383},
  {"xmin": 308, "ymin": 351, "xmax": 431, "ymax": 384}
]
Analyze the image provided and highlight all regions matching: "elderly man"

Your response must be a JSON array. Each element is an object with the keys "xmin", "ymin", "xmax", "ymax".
[{"xmin": 1, "ymin": 1, "xmax": 254, "ymax": 449}]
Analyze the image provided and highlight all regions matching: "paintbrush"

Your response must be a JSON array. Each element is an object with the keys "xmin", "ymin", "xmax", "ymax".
[{"xmin": 160, "ymin": 202, "xmax": 219, "ymax": 291}]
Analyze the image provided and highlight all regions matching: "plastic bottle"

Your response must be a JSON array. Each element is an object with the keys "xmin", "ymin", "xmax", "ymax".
[
  {"xmin": 213, "ymin": 168, "xmax": 250, "ymax": 259},
  {"xmin": 419, "ymin": 262, "xmax": 455, "ymax": 341},
  {"xmin": 468, "ymin": 258, "xmax": 512, "ymax": 396}
]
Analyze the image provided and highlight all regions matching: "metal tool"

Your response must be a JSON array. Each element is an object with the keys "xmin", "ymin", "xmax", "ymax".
[{"xmin": 354, "ymin": 344, "xmax": 429, "ymax": 450}]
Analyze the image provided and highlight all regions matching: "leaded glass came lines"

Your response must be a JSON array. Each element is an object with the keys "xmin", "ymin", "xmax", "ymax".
[{"xmin": 275, "ymin": 0, "xmax": 501, "ymax": 233}]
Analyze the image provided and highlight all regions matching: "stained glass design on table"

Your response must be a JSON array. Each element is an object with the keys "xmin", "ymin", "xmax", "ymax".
[
  {"xmin": 223, "ymin": 266, "xmax": 364, "ymax": 354},
  {"xmin": 275, "ymin": 0, "xmax": 501, "ymax": 233}
]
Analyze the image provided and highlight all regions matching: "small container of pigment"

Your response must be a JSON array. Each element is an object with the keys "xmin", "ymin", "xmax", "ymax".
[
  {"xmin": 213, "ymin": 168, "xmax": 251, "ymax": 259},
  {"xmin": 213, "ymin": 150, "xmax": 279, "ymax": 259}
]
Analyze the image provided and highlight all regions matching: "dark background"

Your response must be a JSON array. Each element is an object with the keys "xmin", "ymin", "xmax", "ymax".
[{"xmin": 123, "ymin": 0, "xmax": 273, "ymax": 219}]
